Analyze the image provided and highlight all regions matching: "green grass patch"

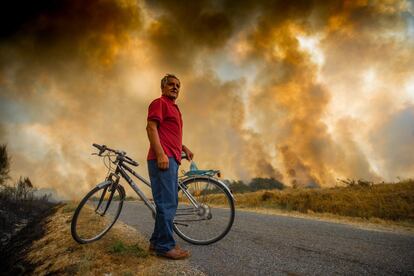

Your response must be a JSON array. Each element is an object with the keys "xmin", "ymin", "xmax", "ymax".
[{"xmin": 108, "ymin": 240, "xmax": 148, "ymax": 258}]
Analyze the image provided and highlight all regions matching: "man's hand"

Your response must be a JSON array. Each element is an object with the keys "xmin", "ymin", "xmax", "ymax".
[
  {"xmin": 182, "ymin": 145, "xmax": 194, "ymax": 161},
  {"xmin": 147, "ymin": 120, "xmax": 169, "ymax": 170},
  {"xmin": 157, "ymin": 153, "xmax": 169, "ymax": 170}
]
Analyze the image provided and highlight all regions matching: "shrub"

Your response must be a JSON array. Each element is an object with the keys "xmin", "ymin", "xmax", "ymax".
[
  {"xmin": 339, "ymin": 178, "xmax": 373, "ymax": 188},
  {"xmin": 250, "ymin": 177, "xmax": 285, "ymax": 191},
  {"xmin": 226, "ymin": 180, "xmax": 251, "ymax": 194},
  {"xmin": 261, "ymin": 191, "xmax": 275, "ymax": 201},
  {"xmin": 226, "ymin": 178, "xmax": 286, "ymax": 194},
  {"xmin": 16, "ymin": 177, "xmax": 35, "ymax": 200}
]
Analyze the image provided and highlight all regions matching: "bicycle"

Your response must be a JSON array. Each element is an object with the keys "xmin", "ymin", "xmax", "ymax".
[{"xmin": 71, "ymin": 143, "xmax": 235, "ymax": 245}]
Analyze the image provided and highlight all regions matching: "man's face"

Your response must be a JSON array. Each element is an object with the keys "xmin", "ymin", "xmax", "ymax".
[{"xmin": 162, "ymin": 77, "xmax": 180, "ymax": 100}]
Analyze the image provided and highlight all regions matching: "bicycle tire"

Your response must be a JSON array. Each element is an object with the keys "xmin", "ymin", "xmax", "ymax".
[
  {"xmin": 173, "ymin": 177, "xmax": 235, "ymax": 245},
  {"xmin": 71, "ymin": 181, "xmax": 125, "ymax": 244}
]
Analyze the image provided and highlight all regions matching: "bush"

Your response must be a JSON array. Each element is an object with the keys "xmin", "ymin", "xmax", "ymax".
[
  {"xmin": 226, "ymin": 180, "xmax": 250, "ymax": 194},
  {"xmin": 261, "ymin": 191, "xmax": 275, "ymax": 201},
  {"xmin": 0, "ymin": 177, "xmax": 37, "ymax": 202},
  {"xmin": 339, "ymin": 178, "xmax": 373, "ymax": 188},
  {"xmin": 16, "ymin": 177, "xmax": 35, "ymax": 200},
  {"xmin": 225, "ymin": 178, "xmax": 285, "ymax": 194},
  {"xmin": 250, "ymin": 178, "xmax": 285, "ymax": 191}
]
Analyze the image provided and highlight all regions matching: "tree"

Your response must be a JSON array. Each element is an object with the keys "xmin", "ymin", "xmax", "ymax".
[{"xmin": 0, "ymin": 144, "xmax": 10, "ymax": 187}]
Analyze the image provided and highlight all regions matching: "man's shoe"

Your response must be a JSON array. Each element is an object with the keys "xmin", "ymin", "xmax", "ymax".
[
  {"xmin": 156, "ymin": 248, "xmax": 190, "ymax": 260},
  {"xmin": 174, "ymin": 245, "xmax": 190, "ymax": 255},
  {"xmin": 149, "ymin": 243, "xmax": 187, "ymax": 255}
]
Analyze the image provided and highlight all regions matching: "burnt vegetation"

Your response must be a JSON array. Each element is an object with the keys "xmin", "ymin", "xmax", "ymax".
[{"xmin": 0, "ymin": 144, "xmax": 57, "ymax": 257}]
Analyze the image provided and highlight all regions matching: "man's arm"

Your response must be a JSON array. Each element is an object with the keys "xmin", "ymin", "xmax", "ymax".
[
  {"xmin": 146, "ymin": 120, "xmax": 169, "ymax": 169},
  {"xmin": 182, "ymin": 144, "xmax": 194, "ymax": 161}
]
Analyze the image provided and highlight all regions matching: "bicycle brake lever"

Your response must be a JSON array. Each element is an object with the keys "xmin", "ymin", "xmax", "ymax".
[
  {"xmin": 98, "ymin": 148, "xmax": 106, "ymax": 156},
  {"xmin": 97, "ymin": 144, "xmax": 107, "ymax": 156}
]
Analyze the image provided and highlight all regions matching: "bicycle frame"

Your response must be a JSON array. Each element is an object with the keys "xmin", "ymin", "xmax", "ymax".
[
  {"xmin": 110, "ymin": 160, "xmax": 201, "ymax": 219},
  {"xmin": 72, "ymin": 144, "xmax": 235, "ymax": 246}
]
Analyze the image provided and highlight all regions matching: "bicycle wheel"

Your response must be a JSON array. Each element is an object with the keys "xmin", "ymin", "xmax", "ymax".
[
  {"xmin": 71, "ymin": 182, "xmax": 124, "ymax": 244},
  {"xmin": 173, "ymin": 177, "xmax": 235, "ymax": 245}
]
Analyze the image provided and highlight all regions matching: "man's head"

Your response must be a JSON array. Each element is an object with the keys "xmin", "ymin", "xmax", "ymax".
[{"xmin": 161, "ymin": 74, "xmax": 180, "ymax": 100}]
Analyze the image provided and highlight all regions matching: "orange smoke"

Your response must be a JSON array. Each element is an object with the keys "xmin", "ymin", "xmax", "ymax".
[{"xmin": 0, "ymin": 0, "xmax": 413, "ymax": 198}]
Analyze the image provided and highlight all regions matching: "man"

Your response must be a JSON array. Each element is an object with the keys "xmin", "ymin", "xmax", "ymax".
[{"xmin": 146, "ymin": 74, "xmax": 194, "ymax": 260}]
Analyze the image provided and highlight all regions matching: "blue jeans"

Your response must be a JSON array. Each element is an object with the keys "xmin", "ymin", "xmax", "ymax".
[{"xmin": 148, "ymin": 157, "xmax": 179, "ymax": 253}]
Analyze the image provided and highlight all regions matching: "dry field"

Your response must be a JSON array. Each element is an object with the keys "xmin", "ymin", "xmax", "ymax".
[{"xmin": 212, "ymin": 180, "xmax": 414, "ymax": 224}]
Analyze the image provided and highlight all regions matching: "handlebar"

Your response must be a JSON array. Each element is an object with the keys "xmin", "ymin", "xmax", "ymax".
[
  {"xmin": 92, "ymin": 143, "xmax": 139, "ymax": 166},
  {"xmin": 181, "ymin": 151, "xmax": 188, "ymax": 160}
]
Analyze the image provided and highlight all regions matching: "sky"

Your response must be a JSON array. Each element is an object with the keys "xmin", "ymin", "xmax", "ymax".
[{"xmin": 0, "ymin": 0, "xmax": 413, "ymax": 198}]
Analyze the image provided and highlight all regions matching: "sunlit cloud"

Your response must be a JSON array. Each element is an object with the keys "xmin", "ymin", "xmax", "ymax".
[
  {"xmin": 297, "ymin": 35, "xmax": 325, "ymax": 67},
  {"xmin": 405, "ymin": 77, "xmax": 414, "ymax": 101}
]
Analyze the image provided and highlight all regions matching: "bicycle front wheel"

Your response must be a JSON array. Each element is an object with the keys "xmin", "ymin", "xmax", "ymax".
[
  {"xmin": 174, "ymin": 177, "xmax": 235, "ymax": 245},
  {"xmin": 71, "ymin": 182, "xmax": 124, "ymax": 244}
]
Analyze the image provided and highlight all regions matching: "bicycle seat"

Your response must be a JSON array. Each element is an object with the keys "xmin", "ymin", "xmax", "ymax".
[
  {"xmin": 184, "ymin": 169, "xmax": 220, "ymax": 177},
  {"xmin": 183, "ymin": 161, "xmax": 220, "ymax": 177}
]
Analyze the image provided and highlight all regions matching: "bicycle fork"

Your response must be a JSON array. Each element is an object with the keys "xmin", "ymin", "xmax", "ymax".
[{"xmin": 95, "ymin": 173, "xmax": 120, "ymax": 216}]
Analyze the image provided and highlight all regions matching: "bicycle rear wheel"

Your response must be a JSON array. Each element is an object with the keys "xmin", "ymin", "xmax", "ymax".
[
  {"xmin": 71, "ymin": 181, "xmax": 124, "ymax": 244},
  {"xmin": 173, "ymin": 177, "xmax": 235, "ymax": 245}
]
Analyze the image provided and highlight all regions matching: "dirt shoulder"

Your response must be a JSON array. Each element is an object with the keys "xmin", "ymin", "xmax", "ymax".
[{"xmin": 1, "ymin": 203, "xmax": 204, "ymax": 275}]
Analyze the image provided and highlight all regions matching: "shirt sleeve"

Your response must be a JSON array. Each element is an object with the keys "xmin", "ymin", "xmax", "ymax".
[{"xmin": 147, "ymin": 99, "xmax": 163, "ymax": 124}]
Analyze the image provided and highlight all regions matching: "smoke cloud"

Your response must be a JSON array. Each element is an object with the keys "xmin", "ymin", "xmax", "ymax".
[{"xmin": 0, "ymin": 0, "xmax": 413, "ymax": 198}]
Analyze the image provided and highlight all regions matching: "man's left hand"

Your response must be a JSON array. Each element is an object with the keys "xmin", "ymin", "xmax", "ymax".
[{"xmin": 182, "ymin": 146, "xmax": 194, "ymax": 161}]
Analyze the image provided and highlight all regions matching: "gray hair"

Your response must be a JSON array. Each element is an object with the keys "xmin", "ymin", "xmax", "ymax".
[{"xmin": 161, "ymin": 74, "xmax": 180, "ymax": 89}]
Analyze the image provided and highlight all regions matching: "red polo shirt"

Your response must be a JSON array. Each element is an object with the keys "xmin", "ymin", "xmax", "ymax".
[{"xmin": 147, "ymin": 95, "xmax": 183, "ymax": 163}]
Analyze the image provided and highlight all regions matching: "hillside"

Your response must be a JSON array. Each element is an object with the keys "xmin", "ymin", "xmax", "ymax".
[{"xmin": 1, "ymin": 203, "xmax": 203, "ymax": 275}]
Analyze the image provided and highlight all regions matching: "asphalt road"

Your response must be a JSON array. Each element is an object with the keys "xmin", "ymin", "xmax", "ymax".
[{"xmin": 117, "ymin": 201, "xmax": 414, "ymax": 275}]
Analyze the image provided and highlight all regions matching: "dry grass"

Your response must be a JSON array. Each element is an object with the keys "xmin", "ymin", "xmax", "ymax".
[
  {"xmin": 26, "ymin": 203, "xmax": 152, "ymax": 275},
  {"xmin": 25, "ymin": 203, "xmax": 204, "ymax": 275},
  {"xmin": 211, "ymin": 180, "xmax": 414, "ymax": 223}
]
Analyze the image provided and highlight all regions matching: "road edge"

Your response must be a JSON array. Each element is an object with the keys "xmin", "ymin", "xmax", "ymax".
[{"xmin": 237, "ymin": 206, "xmax": 414, "ymax": 235}]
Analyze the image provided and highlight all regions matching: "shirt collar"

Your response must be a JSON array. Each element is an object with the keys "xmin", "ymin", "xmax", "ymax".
[{"xmin": 161, "ymin": 95, "xmax": 177, "ymax": 105}]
